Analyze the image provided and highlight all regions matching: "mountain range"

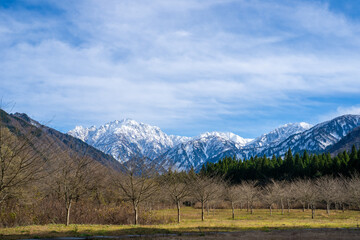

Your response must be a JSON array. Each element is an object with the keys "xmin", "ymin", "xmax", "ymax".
[
  {"xmin": 3, "ymin": 107, "xmax": 358, "ymax": 172},
  {"xmin": 68, "ymin": 114, "xmax": 360, "ymax": 170}
]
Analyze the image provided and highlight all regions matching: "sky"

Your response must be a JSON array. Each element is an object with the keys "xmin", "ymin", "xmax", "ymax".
[{"xmin": 1, "ymin": 0, "xmax": 360, "ymax": 138}]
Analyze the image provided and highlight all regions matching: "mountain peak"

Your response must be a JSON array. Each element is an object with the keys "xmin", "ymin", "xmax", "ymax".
[
  {"xmin": 243, "ymin": 121, "xmax": 312, "ymax": 156},
  {"xmin": 198, "ymin": 131, "xmax": 253, "ymax": 146},
  {"xmin": 298, "ymin": 122, "xmax": 312, "ymax": 129},
  {"xmin": 68, "ymin": 119, "xmax": 175, "ymax": 161},
  {"xmin": 278, "ymin": 122, "xmax": 312, "ymax": 130}
]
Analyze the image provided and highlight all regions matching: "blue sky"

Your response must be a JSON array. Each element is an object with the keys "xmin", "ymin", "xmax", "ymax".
[{"xmin": 1, "ymin": 0, "xmax": 360, "ymax": 138}]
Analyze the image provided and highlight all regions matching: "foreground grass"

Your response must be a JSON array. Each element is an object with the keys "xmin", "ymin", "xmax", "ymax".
[{"xmin": 1, "ymin": 208, "xmax": 360, "ymax": 239}]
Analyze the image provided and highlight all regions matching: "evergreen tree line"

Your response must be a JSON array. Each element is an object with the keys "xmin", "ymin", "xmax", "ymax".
[{"xmin": 201, "ymin": 146, "xmax": 360, "ymax": 183}]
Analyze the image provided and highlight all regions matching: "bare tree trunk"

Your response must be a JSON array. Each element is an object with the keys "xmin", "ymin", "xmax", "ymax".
[
  {"xmin": 66, "ymin": 200, "xmax": 72, "ymax": 226},
  {"xmin": 201, "ymin": 201, "xmax": 205, "ymax": 221},
  {"xmin": 303, "ymin": 203, "xmax": 305, "ymax": 212},
  {"xmin": 287, "ymin": 199, "xmax": 290, "ymax": 213},
  {"xmin": 247, "ymin": 201, "xmax": 249, "ymax": 212},
  {"xmin": 240, "ymin": 202, "xmax": 242, "ymax": 211},
  {"xmin": 280, "ymin": 199, "xmax": 284, "ymax": 215},
  {"xmin": 177, "ymin": 201, "xmax": 181, "ymax": 223},
  {"xmin": 326, "ymin": 202, "xmax": 330, "ymax": 215},
  {"xmin": 342, "ymin": 204, "xmax": 345, "ymax": 213},
  {"xmin": 311, "ymin": 205, "xmax": 315, "ymax": 219},
  {"xmin": 134, "ymin": 205, "xmax": 138, "ymax": 225},
  {"xmin": 270, "ymin": 205, "xmax": 272, "ymax": 216},
  {"xmin": 250, "ymin": 204, "xmax": 253, "ymax": 214},
  {"xmin": 206, "ymin": 202, "xmax": 209, "ymax": 215},
  {"xmin": 231, "ymin": 202, "xmax": 235, "ymax": 220}
]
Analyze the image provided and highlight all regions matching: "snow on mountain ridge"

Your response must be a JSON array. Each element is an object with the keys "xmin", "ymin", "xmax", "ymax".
[
  {"xmin": 68, "ymin": 116, "xmax": 360, "ymax": 170},
  {"xmin": 198, "ymin": 132, "xmax": 253, "ymax": 146},
  {"xmin": 259, "ymin": 115, "xmax": 360, "ymax": 157},
  {"xmin": 68, "ymin": 119, "xmax": 189, "ymax": 162},
  {"xmin": 156, "ymin": 122, "xmax": 313, "ymax": 170},
  {"xmin": 68, "ymin": 118, "xmax": 313, "ymax": 168},
  {"xmin": 68, "ymin": 125, "xmax": 96, "ymax": 142},
  {"xmin": 247, "ymin": 122, "xmax": 312, "ymax": 147}
]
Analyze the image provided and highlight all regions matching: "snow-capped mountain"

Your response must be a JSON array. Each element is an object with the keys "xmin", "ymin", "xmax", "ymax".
[
  {"xmin": 68, "ymin": 115, "xmax": 360, "ymax": 171},
  {"xmin": 156, "ymin": 124, "xmax": 311, "ymax": 170},
  {"xmin": 157, "ymin": 133, "xmax": 252, "ymax": 170},
  {"xmin": 68, "ymin": 119, "xmax": 252, "ymax": 164},
  {"xmin": 68, "ymin": 119, "xmax": 187, "ymax": 162},
  {"xmin": 169, "ymin": 135, "xmax": 192, "ymax": 146},
  {"xmin": 238, "ymin": 122, "xmax": 312, "ymax": 159},
  {"xmin": 259, "ymin": 115, "xmax": 360, "ymax": 157},
  {"xmin": 68, "ymin": 119, "xmax": 311, "ymax": 169},
  {"xmin": 248, "ymin": 122, "xmax": 312, "ymax": 148},
  {"xmin": 198, "ymin": 132, "xmax": 253, "ymax": 147}
]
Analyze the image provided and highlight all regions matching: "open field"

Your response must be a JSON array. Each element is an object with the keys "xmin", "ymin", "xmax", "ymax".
[{"xmin": 1, "ymin": 207, "xmax": 360, "ymax": 239}]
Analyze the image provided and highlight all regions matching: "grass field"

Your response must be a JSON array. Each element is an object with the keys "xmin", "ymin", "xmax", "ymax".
[{"xmin": 1, "ymin": 207, "xmax": 360, "ymax": 239}]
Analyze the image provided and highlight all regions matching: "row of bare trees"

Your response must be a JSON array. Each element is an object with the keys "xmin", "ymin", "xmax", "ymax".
[
  {"xmin": 3, "ymin": 119, "xmax": 360, "ymax": 226},
  {"xmin": 158, "ymin": 172, "xmax": 360, "ymax": 222}
]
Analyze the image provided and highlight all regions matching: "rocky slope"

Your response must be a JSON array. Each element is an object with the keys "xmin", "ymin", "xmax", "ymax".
[{"xmin": 327, "ymin": 126, "xmax": 360, "ymax": 156}]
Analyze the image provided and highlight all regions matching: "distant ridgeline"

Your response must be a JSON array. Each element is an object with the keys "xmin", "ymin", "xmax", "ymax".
[{"xmin": 200, "ymin": 146, "xmax": 360, "ymax": 183}]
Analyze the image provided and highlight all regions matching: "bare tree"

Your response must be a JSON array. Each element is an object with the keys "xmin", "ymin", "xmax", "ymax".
[
  {"xmin": 283, "ymin": 181, "xmax": 296, "ymax": 213},
  {"xmin": 293, "ymin": 179, "xmax": 318, "ymax": 219},
  {"xmin": 50, "ymin": 151, "xmax": 100, "ymax": 226},
  {"xmin": 260, "ymin": 180, "xmax": 283, "ymax": 216},
  {"xmin": 261, "ymin": 180, "xmax": 281, "ymax": 216},
  {"xmin": 160, "ymin": 170, "xmax": 190, "ymax": 223},
  {"xmin": 347, "ymin": 174, "xmax": 360, "ymax": 210},
  {"xmin": 333, "ymin": 177, "xmax": 349, "ymax": 212},
  {"xmin": 267, "ymin": 180, "xmax": 289, "ymax": 215},
  {"xmin": 190, "ymin": 175, "xmax": 221, "ymax": 221},
  {"xmin": 113, "ymin": 158, "xmax": 159, "ymax": 225},
  {"xmin": 224, "ymin": 183, "xmax": 242, "ymax": 219},
  {"xmin": 316, "ymin": 176, "xmax": 338, "ymax": 215},
  {"xmin": 240, "ymin": 181, "xmax": 258, "ymax": 214},
  {"xmin": 0, "ymin": 121, "xmax": 53, "ymax": 204}
]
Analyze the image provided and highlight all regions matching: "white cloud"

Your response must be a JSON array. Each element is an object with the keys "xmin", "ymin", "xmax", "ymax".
[
  {"xmin": 1, "ymin": 0, "xmax": 360, "ymax": 136},
  {"xmin": 336, "ymin": 106, "xmax": 360, "ymax": 116},
  {"xmin": 319, "ymin": 106, "xmax": 360, "ymax": 123}
]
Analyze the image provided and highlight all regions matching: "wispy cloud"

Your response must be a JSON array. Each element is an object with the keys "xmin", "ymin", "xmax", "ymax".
[
  {"xmin": 320, "ymin": 105, "xmax": 360, "ymax": 122},
  {"xmin": 1, "ymin": 0, "xmax": 360, "ymax": 137}
]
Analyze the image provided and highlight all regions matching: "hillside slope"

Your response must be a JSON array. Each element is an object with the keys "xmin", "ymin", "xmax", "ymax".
[
  {"xmin": 0, "ymin": 109, "xmax": 120, "ymax": 168},
  {"xmin": 327, "ymin": 126, "xmax": 360, "ymax": 156}
]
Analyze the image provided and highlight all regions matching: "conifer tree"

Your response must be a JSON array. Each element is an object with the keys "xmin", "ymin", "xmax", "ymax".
[{"xmin": 349, "ymin": 145, "xmax": 358, "ymax": 171}]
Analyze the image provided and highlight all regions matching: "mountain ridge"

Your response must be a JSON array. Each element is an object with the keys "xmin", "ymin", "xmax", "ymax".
[
  {"xmin": 68, "ymin": 114, "xmax": 360, "ymax": 170},
  {"xmin": 68, "ymin": 117, "xmax": 319, "ymax": 169}
]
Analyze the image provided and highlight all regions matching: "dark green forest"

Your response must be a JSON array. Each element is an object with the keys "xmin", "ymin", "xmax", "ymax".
[{"xmin": 200, "ymin": 146, "xmax": 360, "ymax": 183}]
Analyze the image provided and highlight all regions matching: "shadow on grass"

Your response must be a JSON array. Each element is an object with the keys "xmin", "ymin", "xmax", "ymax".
[{"xmin": 3, "ymin": 226, "xmax": 358, "ymax": 240}]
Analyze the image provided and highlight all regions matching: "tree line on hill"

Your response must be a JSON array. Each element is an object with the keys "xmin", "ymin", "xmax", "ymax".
[
  {"xmin": 200, "ymin": 146, "xmax": 360, "ymax": 183},
  {"xmin": 2, "ymin": 119, "xmax": 360, "ymax": 228}
]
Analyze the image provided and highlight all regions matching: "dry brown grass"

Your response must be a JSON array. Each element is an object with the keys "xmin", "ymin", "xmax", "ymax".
[{"xmin": 1, "ymin": 207, "xmax": 360, "ymax": 239}]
